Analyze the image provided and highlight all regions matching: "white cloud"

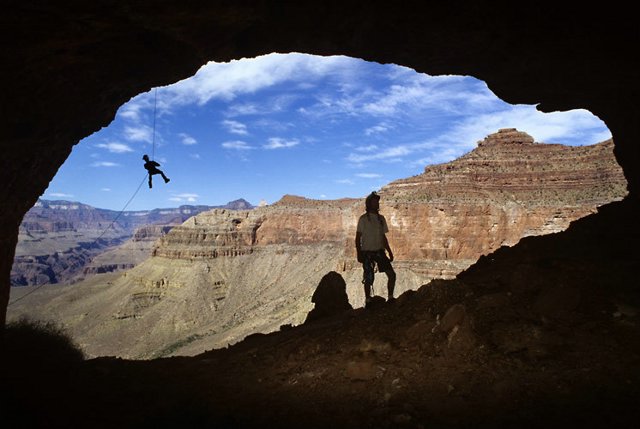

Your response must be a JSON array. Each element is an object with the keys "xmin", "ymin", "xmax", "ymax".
[
  {"xmin": 222, "ymin": 120, "xmax": 248, "ymax": 135},
  {"xmin": 347, "ymin": 103, "xmax": 611, "ymax": 168},
  {"xmin": 251, "ymin": 118, "xmax": 294, "ymax": 132},
  {"xmin": 347, "ymin": 145, "xmax": 413, "ymax": 163},
  {"xmin": 118, "ymin": 103, "xmax": 144, "ymax": 122},
  {"xmin": 335, "ymin": 179, "xmax": 355, "ymax": 185},
  {"xmin": 124, "ymin": 125, "xmax": 153, "ymax": 143},
  {"xmin": 47, "ymin": 192, "xmax": 74, "ymax": 198},
  {"xmin": 296, "ymin": 71, "xmax": 498, "ymax": 121},
  {"xmin": 189, "ymin": 153, "xmax": 201, "ymax": 159},
  {"xmin": 356, "ymin": 173, "xmax": 382, "ymax": 179},
  {"xmin": 179, "ymin": 133, "xmax": 197, "ymax": 145},
  {"xmin": 163, "ymin": 53, "xmax": 360, "ymax": 106},
  {"xmin": 361, "ymin": 74, "xmax": 499, "ymax": 118},
  {"xmin": 101, "ymin": 188, "xmax": 112, "ymax": 192},
  {"xmin": 365, "ymin": 123, "xmax": 391, "ymax": 136},
  {"xmin": 355, "ymin": 144, "xmax": 379, "ymax": 153},
  {"xmin": 222, "ymin": 140, "xmax": 253, "ymax": 150},
  {"xmin": 264, "ymin": 137, "xmax": 299, "ymax": 150},
  {"xmin": 169, "ymin": 193, "xmax": 199, "ymax": 203},
  {"xmin": 441, "ymin": 105, "xmax": 612, "ymax": 150},
  {"xmin": 227, "ymin": 103, "xmax": 260, "ymax": 116},
  {"xmin": 91, "ymin": 161, "xmax": 119, "ymax": 167},
  {"xmin": 363, "ymin": 84, "xmax": 428, "ymax": 116},
  {"xmin": 96, "ymin": 142, "xmax": 134, "ymax": 153}
]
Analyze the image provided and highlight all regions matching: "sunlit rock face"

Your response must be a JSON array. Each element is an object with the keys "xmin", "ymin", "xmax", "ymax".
[
  {"xmin": 380, "ymin": 129, "xmax": 628, "ymax": 277},
  {"xmin": 11, "ymin": 202, "xmax": 220, "ymax": 286},
  {"xmin": 154, "ymin": 130, "xmax": 627, "ymax": 281}
]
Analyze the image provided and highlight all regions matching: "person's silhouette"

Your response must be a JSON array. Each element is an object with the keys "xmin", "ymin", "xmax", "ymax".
[
  {"xmin": 355, "ymin": 191, "xmax": 396, "ymax": 307},
  {"xmin": 142, "ymin": 154, "xmax": 170, "ymax": 189}
]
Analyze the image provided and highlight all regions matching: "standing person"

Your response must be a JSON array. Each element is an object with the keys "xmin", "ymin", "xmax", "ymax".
[
  {"xmin": 355, "ymin": 191, "xmax": 396, "ymax": 306},
  {"xmin": 142, "ymin": 154, "xmax": 170, "ymax": 189}
]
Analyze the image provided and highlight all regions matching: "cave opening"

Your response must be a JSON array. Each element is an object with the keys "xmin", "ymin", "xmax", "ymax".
[
  {"xmin": 3, "ymin": 4, "xmax": 638, "ymax": 427},
  {"xmin": 7, "ymin": 52, "xmax": 626, "ymax": 360}
]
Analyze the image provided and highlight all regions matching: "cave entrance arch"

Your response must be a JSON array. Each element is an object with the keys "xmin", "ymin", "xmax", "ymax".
[
  {"xmin": 2, "ymin": 3, "xmax": 637, "ymax": 330},
  {"xmin": 7, "ymin": 53, "xmax": 627, "ymax": 359}
]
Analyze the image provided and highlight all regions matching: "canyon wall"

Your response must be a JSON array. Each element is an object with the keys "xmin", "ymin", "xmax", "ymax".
[
  {"xmin": 11, "ymin": 200, "xmax": 252, "ymax": 285},
  {"xmin": 157, "ymin": 129, "xmax": 628, "ymax": 280},
  {"xmin": 8, "ymin": 129, "xmax": 627, "ymax": 358}
]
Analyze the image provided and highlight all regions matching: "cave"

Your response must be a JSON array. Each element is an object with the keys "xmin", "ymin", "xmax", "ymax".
[
  {"xmin": 2, "ymin": 2, "xmax": 639, "ymax": 428},
  {"xmin": 2, "ymin": 2, "xmax": 638, "ymax": 326}
]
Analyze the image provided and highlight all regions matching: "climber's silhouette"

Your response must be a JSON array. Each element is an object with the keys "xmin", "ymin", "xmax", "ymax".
[
  {"xmin": 355, "ymin": 191, "xmax": 396, "ymax": 307},
  {"xmin": 142, "ymin": 154, "xmax": 170, "ymax": 189}
]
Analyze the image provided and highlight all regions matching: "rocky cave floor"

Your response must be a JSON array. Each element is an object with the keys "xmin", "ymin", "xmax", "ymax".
[{"xmin": 2, "ymin": 198, "xmax": 640, "ymax": 429}]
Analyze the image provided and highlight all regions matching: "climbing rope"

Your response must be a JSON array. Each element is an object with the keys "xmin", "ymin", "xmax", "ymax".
[
  {"xmin": 8, "ymin": 174, "xmax": 148, "ymax": 306},
  {"xmin": 151, "ymin": 87, "xmax": 157, "ymax": 161},
  {"xmin": 9, "ymin": 88, "xmax": 161, "ymax": 306}
]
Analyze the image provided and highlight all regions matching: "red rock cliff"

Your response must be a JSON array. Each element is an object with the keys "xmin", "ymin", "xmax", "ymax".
[{"xmin": 154, "ymin": 129, "xmax": 627, "ymax": 280}]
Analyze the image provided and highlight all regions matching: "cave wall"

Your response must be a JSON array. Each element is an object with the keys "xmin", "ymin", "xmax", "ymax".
[{"xmin": 1, "ymin": 1, "xmax": 638, "ymax": 327}]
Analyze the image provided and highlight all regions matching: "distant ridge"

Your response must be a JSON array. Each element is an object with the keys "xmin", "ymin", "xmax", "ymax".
[{"xmin": 12, "ymin": 198, "xmax": 255, "ymax": 286}]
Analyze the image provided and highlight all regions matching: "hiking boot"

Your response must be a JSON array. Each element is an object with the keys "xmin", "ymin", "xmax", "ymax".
[{"xmin": 164, "ymin": 178, "xmax": 170, "ymax": 183}]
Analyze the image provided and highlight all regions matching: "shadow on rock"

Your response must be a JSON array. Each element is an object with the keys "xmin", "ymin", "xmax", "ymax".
[{"xmin": 304, "ymin": 271, "xmax": 353, "ymax": 323}]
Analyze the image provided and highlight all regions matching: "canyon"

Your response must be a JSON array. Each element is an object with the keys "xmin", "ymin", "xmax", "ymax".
[
  {"xmin": 11, "ymin": 199, "xmax": 253, "ymax": 286},
  {"xmin": 8, "ymin": 129, "xmax": 628, "ymax": 359}
]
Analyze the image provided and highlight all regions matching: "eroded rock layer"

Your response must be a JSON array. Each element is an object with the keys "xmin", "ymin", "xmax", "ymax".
[
  {"xmin": 155, "ymin": 129, "xmax": 627, "ymax": 280},
  {"xmin": 8, "ymin": 130, "xmax": 627, "ymax": 359}
]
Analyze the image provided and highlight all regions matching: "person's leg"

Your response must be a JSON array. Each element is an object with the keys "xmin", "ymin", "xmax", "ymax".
[
  {"xmin": 375, "ymin": 251, "xmax": 395, "ymax": 301},
  {"xmin": 148, "ymin": 174, "xmax": 153, "ymax": 188},
  {"xmin": 362, "ymin": 253, "xmax": 375, "ymax": 303},
  {"xmin": 364, "ymin": 281, "xmax": 372, "ymax": 300},
  {"xmin": 385, "ymin": 267, "xmax": 396, "ymax": 301},
  {"xmin": 159, "ymin": 170, "xmax": 170, "ymax": 183}
]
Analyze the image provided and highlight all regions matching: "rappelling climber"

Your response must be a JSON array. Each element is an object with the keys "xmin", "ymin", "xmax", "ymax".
[{"xmin": 142, "ymin": 154, "xmax": 170, "ymax": 188}]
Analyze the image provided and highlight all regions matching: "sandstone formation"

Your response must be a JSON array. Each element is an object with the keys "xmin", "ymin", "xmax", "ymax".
[
  {"xmin": 8, "ymin": 130, "xmax": 627, "ymax": 359},
  {"xmin": 11, "ymin": 199, "xmax": 252, "ymax": 285},
  {"xmin": 157, "ymin": 128, "xmax": 627, "ymax": 282},
  {"xmin": 380, "ymin": 128, "xmax": 628, "ymax": 277}
]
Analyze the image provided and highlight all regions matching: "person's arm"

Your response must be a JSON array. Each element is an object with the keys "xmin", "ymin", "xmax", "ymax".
[
  {"xmin": 380, "ymin": 215, "xmax": 393, "ymax": 261},
  {"xmin": 383, "ymin": 234, "xmax": 394, "ymax": 262},
  {"xmin": 355, "ymin": 231, "xmax": 363, "ymax": 262}
]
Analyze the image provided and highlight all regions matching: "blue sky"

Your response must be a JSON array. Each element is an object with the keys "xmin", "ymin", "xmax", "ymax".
[{"xmin": 42, "ymin": 53, "xmax": 612, "ymax": 211}]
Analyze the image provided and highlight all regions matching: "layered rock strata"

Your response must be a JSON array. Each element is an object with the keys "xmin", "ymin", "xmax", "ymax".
[
  {"xmin": 80, "ymin": 225, "xmax": 174, "ymax": 277},
  {"xmin": 8, "ymin": 130, "xmax": 627, "ymax": 358},
  {"xmin": 11, "ymin": 200, "xmax": 251, "ymax": 285},
  {"xmin": 156, "ymin": 129, "xmax": 627, "ymax": 280}
]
